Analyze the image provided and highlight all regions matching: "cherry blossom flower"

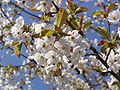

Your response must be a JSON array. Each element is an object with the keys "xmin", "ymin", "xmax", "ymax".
[
  {"xmin": 108, "ymin": 9, "xmax": 120, "ymax": 24},
  {"xmin": 34, "ymin": 23, "xmax": 46, "ymax": 34}
]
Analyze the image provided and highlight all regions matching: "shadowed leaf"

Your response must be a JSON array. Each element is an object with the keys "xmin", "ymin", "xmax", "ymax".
[
  {"xmin": 75, "ymin": 6, "xmax": 89, "ymax": 15},
  {"xmin": 107, "ymin": 3, "xmax": 118, "ymax": 13},
  {"xmin": 83, "ymin": 21, "xmax": 93, "ymax": 29}
]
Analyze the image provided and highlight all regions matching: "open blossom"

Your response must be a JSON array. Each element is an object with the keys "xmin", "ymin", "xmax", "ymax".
[
  {"xmin": 107, "ymin": 47, "xmax": 120, "ymax": 72},
  {"xmin": 2, "ymin": 0, "xmax": 10, "ymax": 3},
  {"xmin": 26, "ymin": 28, "xmax": 91, "ymax": 89},
  {"xmin": 34, "ymin": 23, "xmax": 46, "ymax": 34},
  {"xmin": 30, "ymin": 53, "xmax": 46, "ymax": 65},
  {"xmin": 107, "ymin": 9, "xmax": 120, "ymax": 24},
  {"xmin": 54, "ymin": 41, "xmax": 63, "ymax": 50},
  {"xmin": 35, "ymin": 38, "xmax": 46, "ymax": 51},
  {"xmin": 15, "ymin": 16, "xmax": 24, "ymax": 27},
  {"xmin": 11, "ymin": 16, "xmax": 24, "ymax": 37}
]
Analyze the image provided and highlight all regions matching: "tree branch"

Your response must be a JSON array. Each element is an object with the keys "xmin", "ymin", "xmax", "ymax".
[
  {"xmin": 0, "ymin": 41, "xmax": 37, "ymax": 65},
  {"xmin": 0, "ymin": 8, "xmax": 14, "ymax": 26},
  {"xmin": 50, "ymin": 0, "xmax": 120, "ymax": 81},
  {"xmin": 52, "ymin": 1, "xmax": 59, "ymax": 12},
  {"xmin": 90, "ymin": 45, "xmax": 120, "ymax": 81},
  {"xmin": 105, "ymin": 48, "xmax": 112, "ymax": 62},
  {"xmin": 10, "ymin": 1, "xmax": 42, "ymax": 20}
]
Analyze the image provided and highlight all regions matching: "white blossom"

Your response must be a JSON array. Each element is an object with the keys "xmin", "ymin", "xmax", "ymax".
[
  {"xmin": 108, "ymin": 9, "xmax": 120, "ymax": 24},
  {"xmin": 34, "ymin": 23, "xmax": 46, "ymax": 34},
  {"xmin": 2, "ymin": 0, "xmax": 10, "ymax": 3}
]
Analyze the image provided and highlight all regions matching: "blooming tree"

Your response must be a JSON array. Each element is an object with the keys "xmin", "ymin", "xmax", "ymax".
[{"xmin": 0, "ymin": 0, "xmax": 120, "ymax": 90}]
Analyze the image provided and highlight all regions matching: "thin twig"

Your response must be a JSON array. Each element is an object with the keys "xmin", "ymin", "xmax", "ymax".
[
  {"xmin": 10, "ymin": 1, "xmax": 42, "ymax": 20},
  {"xmin": 85, "ymin": 53, "xmax": 96, "ymax": 56},
  {"xmin": 50, "ymin": 1, "xmax": 120, "ymax": 81},
  {"xmin": 107, "ymin": 21, "xmax": 111, "ymax": 33},
  {"xmin": 0, "ymin": 8, "xmax": 14, "ymax": 26},
  {"xmin": 0, "ymin": 41, "xmax": 37, "ymax": 64},
  {"xmin": 90, "ymin": 46, "xmax": 120, "ymax": 81},
  {"xmin": 105, "ymin": 48, "xmax": 112, "ymax": 62},
  {"xmin": 52, "ymin": 1, "xmax": 59, "ymax": 12}
]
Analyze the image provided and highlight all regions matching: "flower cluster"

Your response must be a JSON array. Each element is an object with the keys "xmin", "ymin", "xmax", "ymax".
[
  {"xmin": 108, "ymin": 9, "xmax": 120, "ymax": 24},
  {"xmin": 27, "ymin": 29, "xmax": 90, "ymax": 89},
  {"xmin": 0, "ymin": 0, "xmax": 120, "ymax": 90}
]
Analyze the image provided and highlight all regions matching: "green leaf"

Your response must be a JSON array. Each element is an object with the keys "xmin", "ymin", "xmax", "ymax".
[
  {"xmin": 112, "ymin": 81, "xmax": 120, "ymax": 86},
  {"xmin": 57, "ymin": 62, "xmax": 62, "ymax": 69},
  {"xmin": 93, "ymin": 26, "xmax": 110, "ymax": 40},
  {"xmin": 67, "ymin": 0, "xmax": 78, "ymax": 14},
  {"xmin": 92, "ymin": 10, "xmax": 103, "ymax": 17},
  {"xmin": 13, "ymin": 66, "xmax": 18, "ymax": 72},
  {"xmin": 49, "ymin": 70, "xmax": 55, "ymax": 77},
  {"xmin": 15, "ymin": 42, "xmax": 22, "ymax": 58},
  {"xmin": 92, "ymin": 66, "xmax": 102, "ymax": 72},
  {"xmin": 101, "ymin": 44, "xmax": 109, "ymax": 54},
  {"xmin": 54, "ymin": 68, "xmax": 62, "ymax": 76},
  {"xmin": 56, "ymin": 8, "xmax": 68, "ymax": 28},
  {"xmin": 100, "ymin": 71, "xmax": 109, "ymax": 76},
  {"xmin": 110, "ymin": 39, "xmax": 117, "ymax": 47},
  {"xmin": 45, "ymin": 29, "xmax": 55, "ymax": 36},
  {"xmin": 12, "ymin": 41, "xmax": 19, "ymax": 46},
  {"xmin": 108, "ymin": 3, "xmax": 118, "ymax": 13},
  {"xmin": 79, "ymin": 16, "xmax": 84, "ymax": 31},
  {"xmin": 83, "ymin": 21, "xmax": 93, "ymax": 29},
  {"xmin": 75, "ymin": 6, "xmax": 89, "ymax": 15},
  {"xmin": 41, "ymin": 28, "xmax": 55, "ymax": 36},
  {"xmin": 70, "ymin": 18, "xmax": 79, "ymax": 30}
]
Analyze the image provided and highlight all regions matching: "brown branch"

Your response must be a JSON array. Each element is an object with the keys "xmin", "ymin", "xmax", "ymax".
[
  {"xmin": 51, "ymin": 0, "xmax": 120, "ymax": 81},
  {"xmin": 90, "ymin": 26, "xmax": 120, "ymax": 81},
  {"xmin": 90, "ymin": 46, "xmax": 120, "ymax": 81},
  {"xmin": 105, "ymin": 48, "xmax": 112, "ymax": 62},
  {"xmin": 85, "ymin": 53, "xmax": 96, "ymax": 56}
]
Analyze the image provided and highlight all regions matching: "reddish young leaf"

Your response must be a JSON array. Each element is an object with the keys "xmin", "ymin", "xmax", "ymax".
[
  {"xmin": 107, "ymin": 3, "xmax": 118, "ymax": 13},
  {"xmin": 67, "ymin": 0, "xmax": 78, "ymax": 13},
  {"xmin": 98, "ymin": 40, "xmax": 109, "ymax": 46}
]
